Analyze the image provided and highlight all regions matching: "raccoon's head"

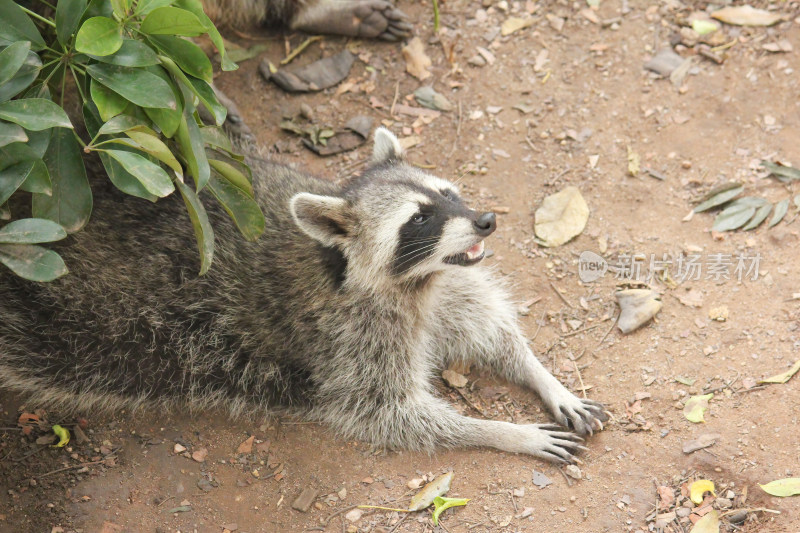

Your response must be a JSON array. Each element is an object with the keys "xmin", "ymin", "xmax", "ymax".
[{"xmin": 289, "ymin": 128, "xmax": 496, "ymax": 290}]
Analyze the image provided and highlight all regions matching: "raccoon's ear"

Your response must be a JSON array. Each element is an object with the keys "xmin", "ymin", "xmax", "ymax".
[
  {"xmin": 290, "ymin": 193, "xmax": 354, "ymax": 247},
  {"xmin": 372, "ymin": 127, "xmax": 403, "ymax": 163}
]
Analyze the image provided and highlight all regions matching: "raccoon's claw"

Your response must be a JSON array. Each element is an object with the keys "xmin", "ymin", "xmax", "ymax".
[{"xmin": 529, "ymin": 424, "xmax": 586, "ymax": 464}]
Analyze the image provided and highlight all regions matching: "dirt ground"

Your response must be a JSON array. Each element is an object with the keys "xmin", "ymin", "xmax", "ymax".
[{"xmin": 2, "ymin": 0, "xmax": 800, "ymax": 531}]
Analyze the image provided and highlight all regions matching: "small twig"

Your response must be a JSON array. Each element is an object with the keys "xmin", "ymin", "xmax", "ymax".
[
  {"xmin": 388, "ymin": 513, "xmax": 409, "ymax": 533},
  {"xmin": 281, "ymin": 35, "xmax": 323, "ymax": 65},
  {"xmin": 719, "ymin": 507, "xmax": 780, "ymax": 517},
  {"xmin": 357, "ymin": 505, "xmax": 412, "ymax": 513},
  {"xmin": 531, "ymin": 310, "xmax": 546, "ymax": 341},
  {"xmin": 561, "ymin": 323, "xmax": 604, "ymax": 338},
  {"xmin": 570, "ymin": 350, "xmax": 588, "ymax": 398},
  {"xmin": 390, "ymin": 81, "xmax": 400, "ymax": 117},
  {"xmin": 549, "ymin": 282, "xmax": 574, "ymax": 308},
  {"xmin": 597, "ymin": 313, "xmax": 619, "ymax": 347},
  {"xmin": 455, "ymin": 388, "xmax": 486, "ymax": 417},
  {"xmin": 38, "ymin": 459, "xmax": 107, "ymax": 478},
  {"xmin": 557, "ymin": 467, "xmax": 573, "ymax": 487},
  {"xmin": 157, "ymin": 495, "xmax": 175, "ymax": 508}
]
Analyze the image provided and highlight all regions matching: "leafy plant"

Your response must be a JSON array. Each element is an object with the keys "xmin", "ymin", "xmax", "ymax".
[
  {"xmin": 0, "ymin": 0, "xmax": 264, "ymax": 281},
  {"xmin": 692, "ymin": 163, "xmax": 800, "ymax": 233}
]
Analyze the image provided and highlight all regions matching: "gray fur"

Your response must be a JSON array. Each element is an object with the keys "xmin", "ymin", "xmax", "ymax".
[{"xmin": 0, "ymin": 129, "xmax": 606, "ymax": 463}]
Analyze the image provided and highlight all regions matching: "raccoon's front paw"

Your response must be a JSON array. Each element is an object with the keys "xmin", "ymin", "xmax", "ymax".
[
  {"xmin": 543, "ymin": 388, "xmax": 609, "ymax": 436},
  {"xmin": 520, "ymin": 424, "xmax": 586, "ymax": 464},
  {"xmin": 353, "ymin": 0, "xmax": 413, "ymax": 41}
]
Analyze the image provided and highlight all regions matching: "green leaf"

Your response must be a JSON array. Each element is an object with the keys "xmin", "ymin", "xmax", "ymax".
[
  {"xmin": 0, "ymin": 243, "xmax": 68, "ymax": 281},
  {"xmin": 209, "ymin": 158, "xmax": 252, "ymax": 197},
  {"xmin": 136, "ymin": 0, "xmax": 175, "ymax": 16},
  {"xmin": 33, "ymin": 128, "xmax": 92, "ymax": 233},
  {"xmin": 51, "ymin": 424, "xmax": 71, "ymax": 447},
  {"xmin": 0, "ymin": 0, "xmax": 46, "ymax": 50},
  {"xmin": 683, "ymin": 393, "xmax": 713, "ymax": 423},
  {"xmin": 111, "ymin": 0, "xmax": 131, "ymax": 18},
  {"xmin": 759, "ymin": 478, "xmax": 800, "ymax": 497},
  {"xmin": 176, "ymin": 180, "xmax": 214, "ymax": 275},
  {"xmin": 105, "ymin": 149, "xmax": 175, "ymax": 197},
  {"xmin": 742, "ymin": 202, "xmax": 771, "ymax": 231},
  {"xmin": 18, "ymin": 159, "xmax": 52, "ymax": 195},
  {"xmin": 125, "ymin": 129, "xmax": 183, "ymax": 176},
  {"xmin": 759, "ymin": 359, "xmax": 800, "ymax": 385},
  {"xmin": 0, "ymin": 159, "xmax": 49, "ymax": 201},
  {"xmin": 173, "ymin": 0, "xmax": 237, "ymax": 71},
  {"xmin": 0, "ymin": 41, "xmax": 31, "ymax": 85},
  {"xmin": 0, "ymin": 139, "xmax": 38, "ymax": 170},
  {"xmin": 0, "ymin": 99, "xmax": 73, "ymax": 131},
  {"xmin": 141, "ymin": 65, "xmax": 182, "ymax": 136},
  {"xmin": 25, "ymin": 128, "xmax": 51, "ymax": 158},
  {"xmin": 431, "ymin": 497, "xmax": 469, "ymax": 526},
  {"xmin": 83, "ymin": 0, "xmax": 113, "ymax": 20},
  {"xmin": 208, "ymin": 170, "xmax": 264, "ymax": 240},
  {"xmin": 89, "ymin": 39, "xmax": 159, "ymax": 67},
  {"xmin": 75, "ymin": 16, "xmax": 123, "ymax": 56},
  {"xmin": 0, "ymin": 218, "xmax": 67, "ymax": 244},
  {"xmin": 176, "ymin": 105, "xmax": 209, "ymax": 190},
  {"xmin": 762, "ymin": 160, "xmax": 800, "ymax": 183},
  {"xmin": 158, "ymin": 55, "xmax": 224, "ymax": 124},
  {"xmin": 769, "ymin": 198, "xmax": 789, "ymax": 228},
  {"xmin": 56, "ymin": 0, "xmax": 89, "ymax": 46},
  {"xmin": 693, "ymin": 184, "xmax": 743, "ymax": 213},
  {"xmin": 712, "ymin": 204, "xmax": 755, "ymax": 232},
  {"xmin": 90, "ymin": 78, "xmax": 127, "ymax": 121},
  {"xmin": 87, "ymin": 63, "xmax": 176, "ymax": 109},
  {"xmin": 0, "ymin": 120, "xmax": 27, "ymax": 147},
  {"xmin": 97, "ymin": 114, "xmax": 150, "ymax": 136},
  {"xmin": 0, "ymin": 160, "xmax": 32, "ymax": 204},
  {"xmin": 200, "ymin": 125, "xmax": 233, "ymax": 151},
  {"xmin": 150, "ymin": 35, "xmax": 213, "ymax": 82},
  {"xmin": 140, "ymin": 6, "xmax": 208, "ymax": 36},
  {"xmin": 0, "ymin": 50, "xmax": 41, "ymax": 102}
]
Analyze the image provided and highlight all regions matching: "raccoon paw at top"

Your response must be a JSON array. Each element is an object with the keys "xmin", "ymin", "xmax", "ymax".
[
  {"xmin": 291, "ymin": 0, "xmax": 413, "ymax": 41},
  {"xmin": 543, "ymin": 389, "xmax": 609, "ymax": 436}
]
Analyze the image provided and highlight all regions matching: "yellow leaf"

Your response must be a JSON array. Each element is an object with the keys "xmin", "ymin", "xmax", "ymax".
[
  {"xmin": 683, "ymin": 393, "xmax": 713, "ymax": 423},
  {"xmin": 689, "ymin": 479, "xmax": 716, "ymax": 505},
  {"xmin": 51, "ymin": 424, "xmax": 70, "ymax": 447},
  {"xmin": 501, "ymin": 17, "xmax": 535, "ymax": 36},
  {"xmin": 689, "ymin": 510, "xmax": 719, "ymax": 533},
  {"xmin": 759, "ymin": 359, "xmax": 800, "ymax": 384},
  {"xmin": 759, "ymin": 477, "xmax": 800, "ymax": 497},
  {"xmin": 627, "ymin": 145, "xmax": 640, "ymax": 177}
]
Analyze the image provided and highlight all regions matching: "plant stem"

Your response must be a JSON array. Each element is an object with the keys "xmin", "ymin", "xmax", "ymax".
[
  {"xmin": 19, "ymin": 5, "xmax": 56, "ymax": 27},
  {"xmin": 432, "ymin": 0, "xmax": 440, "ymax": 32}
]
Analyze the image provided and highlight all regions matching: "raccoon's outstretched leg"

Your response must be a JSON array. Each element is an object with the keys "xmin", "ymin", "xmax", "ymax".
[
  {"xmin": 432, "ymin": 271, "xmax": 608, "ymax": 436},
  {"xmin": 289, "ymin": 0, "xmax": 413, "ymax": 41}
]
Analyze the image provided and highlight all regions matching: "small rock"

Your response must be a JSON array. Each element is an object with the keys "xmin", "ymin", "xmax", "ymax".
[
  {"xmin": 515, "ymin": 507, "xmax": 534, "ymax": 519},
  {"xmin": 512, "ymin": 487, "xmax": 525, "ymax": 498},
  {"xmin": 292, "ymin": 488, "xmax": 319, "ymax": 513},
  {"xmin": 337, "ymin": 487, "xmax": 347, "ymax": 500},
  {"xmin": 345, "ymin": 509, "xmax": 363, "ymax": 522},
  {"xmin": 407, "ymin": 478, "xmax": 424, "ymax": 490},
  {"xmin": 191, "ymin": 448, "xmax": 208, "ymax": 463},
  {"xmin": 221, "ymin": 523, "xmax": 238, "ymax": 532},
  {"xmin": 564, "ymin": 465, "xmax": 582, "ymax": 479},
  {"xmin": 532, "ymin": 470, "xmax": 552, "ymax": 488},
  {"xmin": 237, "ymin": 436, "xmax": 255, "ymax": 454},
  {"xmin": 715, "ymin": 497, "xmax": 732, "ymax": 509},
  {"xmin": 468, "ymin": 55, "xmax": 487, "ymax": 67},
  {"xmin": 728, "ymin": 509, "xmax": 747, "ymax": 524},
  {"xmin": 361, "ymin": 476, "xmax": 374, "ymax": 484},
  {"xmin": 676, "ymin": 507, "xmax": 692, "ymax": 518},
  {"xmin": 173, "ymin": 443, "xmax": 186, "ymax": 454}
]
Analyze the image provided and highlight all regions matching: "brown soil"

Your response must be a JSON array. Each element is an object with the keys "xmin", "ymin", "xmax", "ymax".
[{"xmin": 2, "ymin": 1, "xmax": 800, "ymax": 532}]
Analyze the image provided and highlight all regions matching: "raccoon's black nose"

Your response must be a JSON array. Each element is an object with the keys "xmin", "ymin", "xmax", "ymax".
[{"xmin": 474, "ymin": 212, "xmax": 496, "ymax": 236}]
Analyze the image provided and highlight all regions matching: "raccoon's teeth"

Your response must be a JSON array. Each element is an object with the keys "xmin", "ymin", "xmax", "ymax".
[{"xmin": 466, "ymin": 241, "xmax": 485, "ymax": 260}]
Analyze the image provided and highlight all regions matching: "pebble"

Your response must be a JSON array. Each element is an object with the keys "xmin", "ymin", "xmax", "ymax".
[
  {"xmin": 565, "ymin": 465, "xmax": 582, "ymax": 479},
  {"xmin": 345, "ymin": 509, "xmax": 363, "ymax": 522},
  {"xmin": 173, "ymin": 443, "xmax": 186, "ymax": 454},
  {"xmin": 291, "ymin": 488, "xmax": 319, "ymax": 512}
]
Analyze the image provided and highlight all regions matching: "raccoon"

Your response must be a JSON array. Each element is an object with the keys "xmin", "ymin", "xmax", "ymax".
[
  {"xmin": 202, "ymin": 0, "xmax": 413, "ymax": 41},
  {"xmin": 0, "ymin": 129, "xmax": 607, "ymax": 463}
]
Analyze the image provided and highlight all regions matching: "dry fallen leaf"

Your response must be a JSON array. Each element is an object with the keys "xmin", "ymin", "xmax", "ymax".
[
  {"xmin": 237, "ymin": 435, "xmax": 255, "ymax": 454},
  {"xmin": 684, "ymin": 394, "xmax": 713, "ymax": 423},
  {"xmin": 759, "ymin": 359, "xmax": 800, "ymax": 384},
  {"xmin": 616, "ymin": 289, "xmax": 662, "ymax": 334},
  {"xmin": 683, "ymin": 433, "xmax": 720, "ymax": 454},
  {"xmin": 711, "ymin": 5, "xmax": 782, "ymax": 26},
  {"xmin": 402, "ymin": 37, "xmax": 432, "ymax": 81},
  {"xmin": 627, "ymin": 146, "xmax": 640, "ymax": 176},
  {"xmin": 759, "ymin": 478, "xmax": 800, "ymax": 497},
  {"xmin": 690, "ymin": 480, "xmax": 716, "ymax": 504},
  {"xmin": 501, "ymin": 16, "xmax": 535, "ymax": 36},
  {"xmin": 689, "ymin": 509, "xmax": 720, "ymax": 533},
  {"xmin": 409, "ymin": 472, "xmax": 453, "ymax": 511},
  {"xmin": 534, "ymin": 186, "xmax": 589, "ymax": 247}
]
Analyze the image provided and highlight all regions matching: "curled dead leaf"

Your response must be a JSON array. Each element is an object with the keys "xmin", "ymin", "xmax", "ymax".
[
  {"xmin": 689, "ymin": 480, "xmax": 716, "ymax": 504},
  {"xmin": 684, "ymin": 393, "xmax": 713, "ymax": 423},
  {"xmin": 616, "ymin": 289, "xmax": 662, "ymax": 334},
  {"xmin": 402, "ymin": 37, "xmax": 432, "ymax": 81},
  {"xmin": 711, "ymin": 5, "xmax": 782, "ymax": 26},
  {"xmin": 534, "ymin": 186, "xmax": 589, "ymax": 247}
]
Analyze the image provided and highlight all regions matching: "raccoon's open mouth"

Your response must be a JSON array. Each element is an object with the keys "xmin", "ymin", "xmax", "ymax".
[{"xmin": 444, "ymin": 241, "xmax": 485, "ymax": 267}]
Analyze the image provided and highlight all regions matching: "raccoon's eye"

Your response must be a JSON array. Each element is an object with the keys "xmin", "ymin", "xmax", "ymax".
[{"xmin": 411, "ymin": 213, "xmax": 430, "ymax": 225}]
